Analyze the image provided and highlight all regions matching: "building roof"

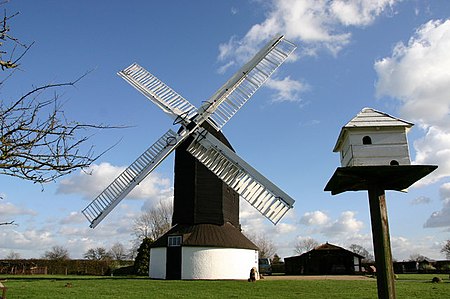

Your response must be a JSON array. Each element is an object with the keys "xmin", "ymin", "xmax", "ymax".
[
  {"xmin": 150, "ymin": 222, "xmax": 258, "ymax": 250},
  {"xmin": 285, "ymin": 242, "xmax": 365, "ymax": 260},
  {"xmin": 344, "ymin": 107, "xmax": 413, "ymax": 129},
  {"xmin": 333, "ymin": 108, "xmax": 414, "ymax": 152}
]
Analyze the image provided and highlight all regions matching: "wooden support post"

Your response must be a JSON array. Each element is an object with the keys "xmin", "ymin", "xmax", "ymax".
[
  {"xmin": 368, "ymin": 184, "xmax": 396, "ymax": 299},
  {"xmin": 325, "ymin": 165, "xmax": 437, "ymax": 298}
]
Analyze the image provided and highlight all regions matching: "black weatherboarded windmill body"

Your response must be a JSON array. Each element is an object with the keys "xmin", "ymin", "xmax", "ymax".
[{"xmin": 82, "ymin": 36, "xmax": 296, "ymax": 279}]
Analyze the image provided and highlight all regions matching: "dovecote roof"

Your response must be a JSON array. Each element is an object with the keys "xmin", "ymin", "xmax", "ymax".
[{"xmin": 333, "ymin": 108, "xmax": 413, "ymax": 152}]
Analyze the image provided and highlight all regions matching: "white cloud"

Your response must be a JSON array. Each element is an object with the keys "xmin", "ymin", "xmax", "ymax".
[
  {"xmin": 59, "ymin": 211, "xmax": 86, "ymax": 225},
  {"xmin": 140, "ymin": 189, "xmax": 174, "ymax": 212},
  {"xmin": 342, "ymin": 233, "xmax": 374, "ymax": 252},
  {"xmin": 322, "ymin": 211, "xmax": 364, "ymax": 237},
  {"xmin": 375, "ymin": 19, "xmax": 450, "ymax": 130},
  {"xmin": 275, "ymin": 222, "xmax": 297, "ymax": 234},
  {"xmin": 390, "ymin": 235, "xmax": 445, "ymax": 261},
  {"xmin": 424, "ymin": 182, "xmax": 450, "ymax": 228},
  {"xmin": 299, "ymin": 210, "xmax": 364, "ymax": 237},
  {"xmin": 217, "ymin": 0, "xmax": 398, "ymax": 107},
  {"xmin": 265, "ymin": 76, "xmax": 309, "ymax": 103},
  {"xmin": 0, "ymin": 201, "xmax": 37, "ymax": 217},
  {"xmin": 300, "ymin": 210, "xmax": 329, "ymax": 226},
  {"xmin": 374, "ymin": 19, "xmax": 450, "ymax": 191},
  {"xmin": 239, "ymin": 200, "xmax": 270, "ymax": 235},
  {"xmin": 30, "ymin": 204, "xmax": 137, "ymax": 258},
  {"xmin": 239, "ymin": 199, "xmax": 297, "ymax": 243},
  {"xmin": 216, "ymin": 60, "xmax": 235, "ymax": 74},
  {"xmin": 0, "ymin": 199, "xmax": 140, "ymax": 259},
  {"xmin": 218, "ymin": 0, "xmax": 398, "ymax": 65},
  {"xmin": 57, "ymin": 162, "xmax": 171, "ymax": 200},
  {"xmin": 0, "ymin": 228, "xmax": 54, "ymax": 251},
  {"xmin": 412, "ymin": 127, "xmax": 450, "ymax": 185},
  {"xmin": 410, "ymin": 196, "xmax": 432, "ymax": 205},
  {"xmin": 331, "ymin": 0, "xmax": 396, "ymax": 26}
]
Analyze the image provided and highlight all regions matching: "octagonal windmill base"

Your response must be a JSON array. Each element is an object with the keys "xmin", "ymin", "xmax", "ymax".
[{"xmin": 149, "ymin": 223, "xmax": 259, "ymax": 280}]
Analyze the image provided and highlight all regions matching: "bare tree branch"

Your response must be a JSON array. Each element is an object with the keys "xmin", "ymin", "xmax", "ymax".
[
  {"xmin": 1, "ymin": 9, "xmax": 28, "ymax": 70},
  {"xmin": 244, "ymin": 233, "xmax": 277, "ymax": 258},
  {"xmin": 294, "ymin": 237, "xmax": 319, "ymax": 255},
  {"xmin": 440, "ymin": 240, "xmax": 450, "ymax": 259},
  {"xmin": 0, "ymin": 220, "xmax": 16, "ymax": 226},
  {"xmin": 133, "ymin": 200, "xmax": 173, "ymax": 242},
  {"xmin": 0, "ymin": 5, "xmax": 124, "ymax": 185},
  {"xmin": 0, "ymin": 82, "xmax": 122, "ymax": 184},
  {"xmin": 0, "ymin": 3, "xmax": 126, "ymax": 233}
]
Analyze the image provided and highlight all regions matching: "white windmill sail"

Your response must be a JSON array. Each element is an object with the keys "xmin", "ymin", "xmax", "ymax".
[
  {"xmin": 187, "ymin": 129, "xmax": 295, "ymax": 224},
  {"xmin": 82, "ymin": 129, "xmax": 185, "ymax": 228},
  {"xmin": 83, "ymin": 35, "xmax": 297, "ymax": 228},
  {"xmin": 118, "ymin": 63, "xmax": 197, "ymax": 125},
  {"xmin": 195, "ymin": 35, "xmax": 297, "ymax": 131}
]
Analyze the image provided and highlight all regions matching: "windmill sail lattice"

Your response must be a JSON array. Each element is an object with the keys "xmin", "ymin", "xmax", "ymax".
[
  {"xmin": 82, "ymin": 129, "xmax": 180, "ymax": 228},
  {"xmin": 187, "ymin": 129, "xmax": 295, "ymax": 224},
  {"xmin": 82, "ymin": 35, "xmax": 296, "ymax": 228},
  {"xmin": 118, "ymin": 63, "xmax": 197, "ymax": 125},
  {"xmin": 196, "ymin": 36, "xmax": 296, "ymax": 131}
]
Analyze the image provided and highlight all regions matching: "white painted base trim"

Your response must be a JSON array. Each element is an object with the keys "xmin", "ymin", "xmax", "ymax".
[
  {"xmin": 149, "ymin": 247, "xmax": 166, "ymax": 279},
  {"xmin": 149, "ymin": 246, "xmax": 258, "ymax": 280}
]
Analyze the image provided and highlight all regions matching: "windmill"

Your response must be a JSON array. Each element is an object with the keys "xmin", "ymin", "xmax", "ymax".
[{"xmin": 82, "ymin": 35, "xmax": 296, "ymax": 280}]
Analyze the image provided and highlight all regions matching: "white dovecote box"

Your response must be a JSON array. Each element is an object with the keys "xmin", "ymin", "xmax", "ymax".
[{"xmin": 333, "ymin": 108, "xmax": 413, "ymax": 167}]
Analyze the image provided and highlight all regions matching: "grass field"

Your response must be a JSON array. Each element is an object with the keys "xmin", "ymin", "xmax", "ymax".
[{"xmin": 0, "ymin": 274, "xmax": 448, "ymax": 298}]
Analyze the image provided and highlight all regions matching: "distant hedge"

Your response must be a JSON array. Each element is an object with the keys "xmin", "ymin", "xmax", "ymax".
[{"xmin": 0, "ymin": 259, "xmax": 133, "ymax": 276}]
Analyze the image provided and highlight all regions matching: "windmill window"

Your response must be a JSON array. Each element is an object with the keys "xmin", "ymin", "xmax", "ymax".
[
  {"xmin": 168, "ymin": 235, "xmax": 182, "ymax": 247},
  {"xmin": 362, "ymin": 136, "xmax": 372, "ymax": 145}
]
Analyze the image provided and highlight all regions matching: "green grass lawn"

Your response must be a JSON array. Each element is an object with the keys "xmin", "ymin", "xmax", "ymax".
[{"xmin": 0, "ymin": 274, "xmax": 448, "ymax": 299}]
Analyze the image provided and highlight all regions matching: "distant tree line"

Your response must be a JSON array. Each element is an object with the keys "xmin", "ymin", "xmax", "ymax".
[{"xmin": 0, "ymin": 258, "xmax": 128, "ymax": 276}]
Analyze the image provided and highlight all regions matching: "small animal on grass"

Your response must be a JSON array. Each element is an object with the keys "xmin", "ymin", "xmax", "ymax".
[
  {"xmin": 248, "ymin": 267, "xmax": 257, "ymax": 282},
  {"xmin": 431, "ymin": 277, "xmax": 442, "ymax": 283},
  {"xmin": 65, "ymin": 282, "xmax": 73, "ymax": 288}
]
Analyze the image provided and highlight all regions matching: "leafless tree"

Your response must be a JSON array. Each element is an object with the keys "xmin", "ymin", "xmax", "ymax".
[
  {"xmin": 294, "ymin": 237, "xmax": 319, "ymax": 255},
  {"xmin": 109, "ymin": 242, "xmax": 128, "ymax": 261},
  {"xmin": 349, "ymin": 244, "xmax": 374, "ymax": 262},
  {"xmin": 245, "ymin": 233, "xmax": 276, "ymax": 259},
  {"xmin": 5, "ymin": 250, "xmax": 20, "ymax": 259},
  {"xmin": 409, "ymin": 253, "xmax": 429, "ymax": 262},
  {"xmin": 130, "ymin": 200, "xmax": 172, "ymax": 258},
  {"xmin": 441, "ymin": 240, "xmax": 450, "ymax": 259},
  {"xmin": 84, "ymin": 247, "xmax": 111, "ymax": 261},
  {"xmin": 42, "ymin": 245, "xmax": 70, "ymax": 260},
  {"xmin": 132, "ymin": 200, "xmax": 173, "ymax": 242}
]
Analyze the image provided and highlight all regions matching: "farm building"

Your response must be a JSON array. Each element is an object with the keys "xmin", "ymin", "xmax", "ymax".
[
  {"xmin": 393, "ymin": 261, "xmax": 419, "ymax": 274},
  {"xmin": 284, "ymin": 243, "xmax": 364, "ymax": 275},
  {"xmin": 394, "ymin": 259, "xmax": 450, "ymax": 274}
]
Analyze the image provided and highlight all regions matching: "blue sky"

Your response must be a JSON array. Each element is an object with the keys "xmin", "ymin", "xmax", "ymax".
[{"xmin": 1, "ymin": 0, "xmax": 450, "ymax": 261}]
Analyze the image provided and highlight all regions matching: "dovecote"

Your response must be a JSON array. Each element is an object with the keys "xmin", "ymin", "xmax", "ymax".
[{"xmin": 333, "ymin": 108, "xmax": 413, "ymax": 167}]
